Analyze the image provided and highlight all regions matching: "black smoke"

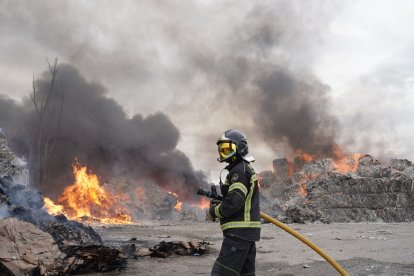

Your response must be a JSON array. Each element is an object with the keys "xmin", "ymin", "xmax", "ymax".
[
  {"xmin": 0, "ymin": 1, "xmax": 347, "ymax": 169},
  {"xmin": 252, "ymin": 68, "xmax": 338, "ymax": 157},
  {"xmin": 0, "ymin": 63, "xmax": 207, "ymax": 202},
  {"xmin": 178, "ymin": 3, "xmax": 340, "ymax": 159}
]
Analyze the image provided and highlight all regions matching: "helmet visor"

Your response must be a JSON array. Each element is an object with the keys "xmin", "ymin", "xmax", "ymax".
[{"xmin": 218, "ymin": 142, "xmax": 236, "ymax": 161}]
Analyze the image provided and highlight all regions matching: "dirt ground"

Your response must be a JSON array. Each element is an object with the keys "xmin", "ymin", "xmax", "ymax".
[{"xmin": 87, "ymin": 221, "xmax": 414, "ymax": 276}]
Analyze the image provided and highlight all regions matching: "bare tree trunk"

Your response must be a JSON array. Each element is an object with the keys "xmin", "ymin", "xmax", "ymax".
[{"xmin": 30, "ymin": 57, "xmax": 64, "ymax": 189}]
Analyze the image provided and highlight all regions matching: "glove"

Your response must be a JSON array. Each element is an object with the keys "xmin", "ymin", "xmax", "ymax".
[
  {"xmin": 206, "ymin": 209, "xmax": 215, "ymax": 222},
  {"xmin": 210, "ymin": 199, "xmax": 221, "ymax": 207}
]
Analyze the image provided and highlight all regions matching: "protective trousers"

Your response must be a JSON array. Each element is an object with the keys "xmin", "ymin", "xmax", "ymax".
[{"xmin": 211, "ymin": 235, "xmax": 256, "ymax": 276}]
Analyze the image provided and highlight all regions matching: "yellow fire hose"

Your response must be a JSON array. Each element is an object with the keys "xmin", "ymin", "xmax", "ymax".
[{"xmin": 260, "ymin": 212, "xmax": 348, "ymax": 276}]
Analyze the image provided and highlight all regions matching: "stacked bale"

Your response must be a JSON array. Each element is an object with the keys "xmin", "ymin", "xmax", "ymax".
[{"xmin": 262, "ymin": 155, "xmax": 414, "ymax": 223}]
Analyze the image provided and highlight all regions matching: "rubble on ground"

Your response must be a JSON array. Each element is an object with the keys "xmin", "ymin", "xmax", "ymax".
[
  {"xmin": 59, "ymin": 244, "xmax": 126, "ymax": 274},
  {"xmin": 0, "ymin": 130, "xmax": 29, "ymax": 186},
  {"xmin": 137, "ymin": 240, "xmax": 210, "ymax": 258},
  {"xmin": 0, "ymin": 177, "xmax": 127, "ymax": 275},
  {"xmin": 0, "ymin": 218, "xmax": 127, "ymax": 275},
  {"xmin": 0, "ymin": 133, "xmax": 211, "ymax": 275},
  {"xmin": 41, "ymin": 216, "xmax": 103, "ymax": 248},
  {"xmin": 260, "ymin": 154, "xmax": 414, "ymax": 223},
  {"xmin": 0, "ymin": 135, "xmax": 126, "ymax": 275}
]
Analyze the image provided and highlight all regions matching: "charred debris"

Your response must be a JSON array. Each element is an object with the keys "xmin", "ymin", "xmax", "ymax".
[
  {"xmin": 0, "ymin": 131, "xmax": 125, "ymax": 275},
  {"xmin": 0, "ymin": 132, "xmax": 209, "ymax": 275}
]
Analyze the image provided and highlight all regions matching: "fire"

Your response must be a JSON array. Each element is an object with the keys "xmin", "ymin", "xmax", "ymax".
[
  {"xmin": 296, "ymin": 151, "xmax": 316, "ymax": 162},
  {"xmin": 332, "ymin": 145, "xmax": 363, "ymax": 173},
  {"xmin": 167, "ymin": 191, "xmax": 210, "ymax": 210},
  {"xmin": 332, "ymin": 144, "xmax": 346, "ymax": 160},
  {"xmin": 44, "ymin": 163, "xmax": 132, "ymax": 224},
  {"xmin": 168, "ymin": 191, "xmax": 183, "ymax": 211},
  {"xmin": 288, "ymin": 145, "xmax": 363, "ymax": 198},
  {"xmin": 192, "ymin": 197, "xmax": 210, "ymax": 209},
  {"xmin": 43, "ymin": 197, "xmax": 66, "ymax": 216},
  {"xmin": 290, "ymin": 151, "xmax": 317, "ymax": 176},
  {"xmin": 175, "ymin": 201, "xmax": 183, "ymax": 211},
  {"xmin": 296, "ymin": 184, "xmax": 308, "ymax": 197},
  {"xmin": 294, "ymin": 145, "xmax": 363, "ymax": 174},
  {"xmin": 334, "ymin": 153, "xmax": 363, "ymax": 173}
]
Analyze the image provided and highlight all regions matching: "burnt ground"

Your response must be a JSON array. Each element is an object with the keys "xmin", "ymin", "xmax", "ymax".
[{"xmin": 83, "ymin": 221, "xmax": 414, "ymax": 276}]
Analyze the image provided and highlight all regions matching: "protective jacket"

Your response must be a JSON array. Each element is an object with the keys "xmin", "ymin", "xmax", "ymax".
[{"xmin": 209, "ymin": 159, "xmax": 261, "ymax": 241}]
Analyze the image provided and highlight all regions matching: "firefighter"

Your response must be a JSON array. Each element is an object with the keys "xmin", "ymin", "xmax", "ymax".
[{"xmin": 207, "ymin": 129, "xmax": 261, "ymax": 275}]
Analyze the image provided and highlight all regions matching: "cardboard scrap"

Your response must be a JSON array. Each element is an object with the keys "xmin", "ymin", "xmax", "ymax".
[{"xmin": 0, "ymin": 218, "xmax": 63, "ymax": 275}]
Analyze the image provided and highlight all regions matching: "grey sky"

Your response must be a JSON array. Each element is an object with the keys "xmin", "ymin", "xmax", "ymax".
[{"xmin": 1, "ymin": 0, "xmax": 413, "ymax": 182}]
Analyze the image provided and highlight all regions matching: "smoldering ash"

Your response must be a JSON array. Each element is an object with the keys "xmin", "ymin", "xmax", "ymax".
[{"xmin": 0, "ymin": 63, "xmax": 208, "ymax": 202}]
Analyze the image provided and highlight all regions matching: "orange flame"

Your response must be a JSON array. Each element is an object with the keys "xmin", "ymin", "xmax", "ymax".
[
  {"xmin": 44, "ymin": 163, "xmax": 132, "ymax": 224},
  {"xmin": 332, "ymin": 145, "xmax": 363, "ymax": 173},
  {"xmin": 290, "ymin": 145, "xmax": 363, "ymax": 198},
  {"xmin": 296, "ymin": 184, "xmax": 308, "ymax": 197},
  {"xmin": 294, "ymin": 151, "xmax": 316, "ymax": 162},
  {"xmin": 294, "ymin": 145, "xmax": 363, "ymax": 174},
  {"xmin": 334, "ymin": 153, "xmax": 363, "ymax": 173},
  {"xmin": 175, "ymin": 201, "xmax": 183, "ymax": 211},
  {"xmin": 43, "ymin": 197, "xmax": 66, "ymax": 216},
  {"xmin": 332, "ymin": 144, "xmax": 346, "ymax": 160},
  {"xmin": 168, "ymin": 191, "xmax": 210, "ymax": 210},
  {"xmin": 192, "ymin": 197, "xmax": 210, "ymax": 209},
  {"xmin": 168, "ymin": 191, "xmax": 183, "ymax": 211}
]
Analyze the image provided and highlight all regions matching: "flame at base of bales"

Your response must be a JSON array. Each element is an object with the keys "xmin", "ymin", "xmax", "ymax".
[{"xmin": 44, "ymin": 163, "xmax": 132, "ymax": 224}]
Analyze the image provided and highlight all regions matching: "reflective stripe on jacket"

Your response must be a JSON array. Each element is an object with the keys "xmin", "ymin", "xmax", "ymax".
[{"xmin": 209, "ymin": 159, "xmax": 261, "ymax": 241}]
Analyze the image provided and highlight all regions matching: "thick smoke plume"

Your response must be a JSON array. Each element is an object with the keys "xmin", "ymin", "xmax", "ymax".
[
  {"xmin": 0, "ymin": 1, "xmax": 352, "ymax": 172},
  {"xmin": 176, "ymin": 3, "xmax": 341, "ymax": 159},
  {"xmin": 0, "ymin": 63, "xmax": 208, "ymax": 202},
  {"xmin": 252, "ymin": 68, "xmax": 338, "ymax": 157}
]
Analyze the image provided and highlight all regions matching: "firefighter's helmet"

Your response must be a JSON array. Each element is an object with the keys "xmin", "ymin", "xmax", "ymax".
[{"xmin": 216, "ymin": 129, "xmax": 255, "ymax": 163}]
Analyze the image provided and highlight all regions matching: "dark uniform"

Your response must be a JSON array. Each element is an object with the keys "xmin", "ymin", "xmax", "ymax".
[{"xmin": 209, "ymin": 158, "xmax": 260, "ymax": 275}]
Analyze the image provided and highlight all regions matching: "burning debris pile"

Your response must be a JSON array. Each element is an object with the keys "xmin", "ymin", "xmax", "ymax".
[
  {"xmin": 0, "ymin": 130, "xmax": 211, "ymax": 275},
  {"xmin": 0, "ymin": 134, "xmax": 127, "ymax": 275},
  {"xmin": 0, "ymin": 63, "xmax": 211, "ymax": 225},
  {"xmin": 260, "ymin": 154, "xmax": 414, "ymax": 223},
  {"xmin": 42, "ymin": 163, "xmax": 209, "ymax": 223},
  {"xmin": 44, "ymin": 163, "xmax": 133, "ymax": 224}
]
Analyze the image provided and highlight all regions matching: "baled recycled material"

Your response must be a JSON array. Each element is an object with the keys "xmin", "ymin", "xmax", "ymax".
[{"xmin": 0, "ymin": 218, "xmax": 63, "ymax": 275}]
